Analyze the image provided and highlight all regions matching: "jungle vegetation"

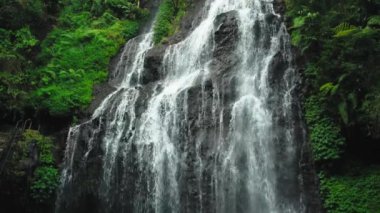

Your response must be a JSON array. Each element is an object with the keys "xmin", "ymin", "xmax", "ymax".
[{"xmin": 286, "ymin": 0, "xmax": 380, "ymax": 212}]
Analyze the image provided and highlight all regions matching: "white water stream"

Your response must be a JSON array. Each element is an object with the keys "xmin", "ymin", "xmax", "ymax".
[{"xmin": 56, "ymin": 1, "xmax": 305, "ymax": 212}]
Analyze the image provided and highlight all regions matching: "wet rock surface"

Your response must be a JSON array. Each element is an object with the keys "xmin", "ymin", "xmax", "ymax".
[
  {"xmin": 57, "ymin": 0, "xmax": 323, "ymax": 212},
  {"xmin": 273, "ymin": 0, "xmax": 286, "ymax": 15},
  {"xmin": 142, "ymin": 45, "xmax": 166, "ymax": 85}
]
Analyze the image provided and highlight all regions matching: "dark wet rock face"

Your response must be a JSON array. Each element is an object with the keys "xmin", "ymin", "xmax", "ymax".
[
  {"xmin": 142, "ymin": 45, "xmax": 166, "ymax": 85},
  {"xmin": 272, "ymin": 0, "xmax": 323, "ymax": 211},
  {"xmin": 56, "ymin": 1, "xmax": 322, "ymax": 213},
  {"xmin": 211, "ymin": 11, "xmax": 240, "ymax": 106},
  {"xmin": 273, "ymin": 0, "xmax": 286, "ymax": 15},
  {"xmin": 87, "ymin": 83, "xmax": 116, "ymax": 115},
  {"xmin": 213, "ymin": 11, "xmax": 239, "ymax": 58}
]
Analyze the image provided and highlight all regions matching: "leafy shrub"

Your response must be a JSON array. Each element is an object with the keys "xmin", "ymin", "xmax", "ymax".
[
  {"xmin": 0, "ymin": 27, "xmax": 39, "ymax": 115},
  {"xmin": 153, "ymin": 0, "xmax": 187, "ymax": 44},
  {"xmin": 320, "ymin": 167, "xmax": 380, "ymax": 213},
  {"xmin": 32, "ymin": 7, "xmax": 140, "ymax": 115},
  {"xmin": 359, "ymin": 89, "xmax": 380, "ymax": 139},
  {"xmin": 0, "ymin": 0, "xmax": 57, "ymax": 29},
  {"xmin": 154, "ymin": 0, "xmax": 176, "ymax": 44},
  {"xmin": 309, "ymin": 119, "xmax": 345, "ymax": 161},
  {"xmin": 0, "ymin": 0, "xmax": 144, "ymax": 116},
  {"xmin": 305, "ymin": 96, "xmax": 345, "ymax": 162},
  {"xmin": 289, "ymin": 11, "xmax": 319, "ymax": 50},
  {"xmin": 19, "ymin": 130, "xmax": 55, "ymax": 166},
  {"xmin": 30, "ymin": 166, "xmax": 59, "ymax": 203},
  {"xmin": 286, "ymin": 0, "xmax": 380, "ymax": 154},
  {"xmin": 0, "ymin": 27, "xmax": 39, "ymax": 113},
  {"xmin": 0, "ymin": 27, "xmax": 38, "ymax": 72},
  {"xmin": 104, "ymin": 0, "xmax": 147, "ymax": 19},
  {"xmin": 14, "ymin": 27, "xmax": 38, "ymax": 50},
  {"xmin": 0, "ymin": 71, "xmax": 29, "ymax": 112},
  {"xmin": 66, "ymin": 0, "xmax": 148, "ymax": 20},
  {"xmin": 286, "ymin": 0, "xmax": 380, "ymax": 211},
  {"xmin": 18, "ymin": 130, "xmax": 59, "ymax": 203}
]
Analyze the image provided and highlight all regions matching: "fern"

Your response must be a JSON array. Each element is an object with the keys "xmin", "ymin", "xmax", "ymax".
[
  {"xmin": 367, "ymin": 15, "xmax": 380, "ymax": 27},
  {"xmin": 333, "ymin": 22, "xmax": 358, "ymax": 37},
  {"xmin": 320, "ymin": 82, "xmax": 339, "ymax": 96},
  {"xmin": 292, "ymin": 16, "xmax": 306, "ymax": 28}
]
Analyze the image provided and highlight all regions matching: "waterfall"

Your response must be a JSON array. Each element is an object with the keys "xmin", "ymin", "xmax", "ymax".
[{"xmin": 56, "ymin": 0, "xmax": 307, "ymax": 212}]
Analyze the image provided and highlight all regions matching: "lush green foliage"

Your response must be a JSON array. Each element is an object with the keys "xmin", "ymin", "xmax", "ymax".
[
  {"xmin": 19, "ymin": 130, "xmax": 59, "ymax": 203},
  {"xmin": 0, "ymin": 0, "xmax": 148, "ymax": 211},
  {"xmin": 304, "ymin": 95, "xmax": 345, "ymax": 162},
  {"xmin": 32, "ymin": 11, "xmax": 139, "ymax": 115},
  {"xmin": 30, "ymin": 167, "xmax": 59, "ymax": 203},
  {"xmin": 153, "ymin": 0, "xmax": 187, "ymax": 44},
  {"xmin": 19, "ymin": 130, "xmax": 55, "ymax": 165},
  {"xmin": 287, "ymin": 0, "xmax": 380, "ymax": 132},
  {"xmin": 32, "ymin": 1, "xmax": 144, "ymax": 115},
  {"xmin": 359, "ymin": 87, "xmax": 380, "ymax": 138},
  {"xmin": 0, "ymin": 26, "xmax": 38, "ymax": 112},
  {"xmin": 286, "ymin": 0, "xmax": 380, "ymax": 211},
  {"xmin": 0, "ymin": 1, "xmax": 59, "ymax": 114},
  {"xmin": 0, "ymin": 0, "xmax": 60, "ymax": 30},
  {"xmin": 320, "ymin": 167, "xmax": 380, "ymax": 213},
  {"xmin": 0, "ymin": 0, "xmax": 146, "ymax": 116}
]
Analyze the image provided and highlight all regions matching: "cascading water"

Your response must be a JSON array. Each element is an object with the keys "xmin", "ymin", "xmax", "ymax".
[{"xmin": 56, "ymin": 0, "xmax": 310, "ymax": 212}]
